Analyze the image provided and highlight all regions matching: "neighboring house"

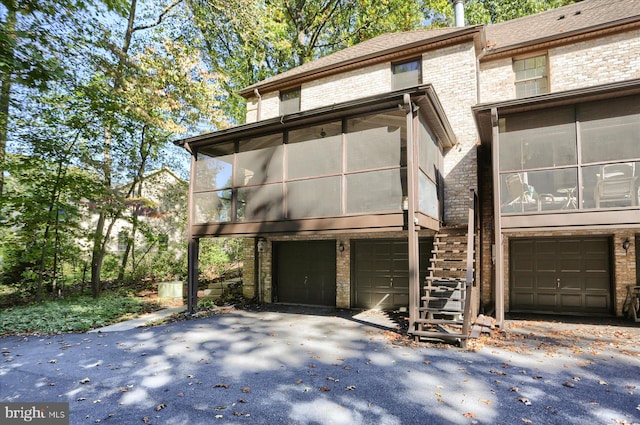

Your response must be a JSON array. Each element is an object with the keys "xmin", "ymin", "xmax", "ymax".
[
  {"xmin": 177, "ymin": 0, "xmax": 640, "ymax": 340},
  {"xmin": 85, "ymin": 167, "xmax": 188, "ymax": 259}
]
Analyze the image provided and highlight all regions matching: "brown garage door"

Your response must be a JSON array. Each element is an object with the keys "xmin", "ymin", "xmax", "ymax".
[
  {"xmin": 352, "ymin": 238, "xmax": 432, "ymax": 310},
  {"xmin": 510, "ymin": 237, "xmax": 612, "ymax": 314},
  {"xmin": 273, "ymin": 240, "xmax": 336, "ymax": 306}
]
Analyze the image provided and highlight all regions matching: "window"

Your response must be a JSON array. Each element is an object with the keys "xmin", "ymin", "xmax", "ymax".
[
  {"xmin": 392, "ymin": 58, "xmax": 421, "ymax": 91},
  {"xmin": 117, "ymin": 231, "xmax": 129, "ymax": 252},
  {"xmin": 514, "ymin": 55, "xmax": 548, "ymax": 98},
  {"xmin": 280, "ymin": 87, "xmax": 301, "ymax": 115}
]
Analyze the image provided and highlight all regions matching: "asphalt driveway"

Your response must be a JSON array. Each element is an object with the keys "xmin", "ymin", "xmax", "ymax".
[{"xmin": 1, "ymin": 306, "xmax": 639, "ymax": 425}]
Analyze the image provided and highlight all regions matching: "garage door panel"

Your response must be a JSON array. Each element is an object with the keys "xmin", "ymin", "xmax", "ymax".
[
  {"xmin": 559, "ymin": 293, "xmax": 582, "ymax": 308},
  {"xmin": 585, "ymin": 294, "xmax": 610, "ymax": 310},
  {"xmin": 512, "ymin": 275, "xmax": 534, "ymax": 289},
  {"xmin": 559, "ymin": 258, "xmax": 581, "ymax": 272},
  {"xmin": 536, "ymin": 274, "xmax": 557, "ymax": 290},
  {"xmin": 535, "ymin": 292, "xmax": 557, "ymax": 309},
  {"xmin": 512, "ymin": 292, "xmax": 535, "ymax": 307},
  {"xmin": 510, "ymin": 237, "xmax": 612, "ymax": 314},
  {"xmin": 585, "ymin": 257, "xmax": 608, "ymax": 272},
  {"xmin": 353, "ymin": 238, "xmax": 432, "ymax": 310}
]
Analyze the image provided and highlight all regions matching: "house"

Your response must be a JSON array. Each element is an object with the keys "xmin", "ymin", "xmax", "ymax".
[
  {"xmin": 85, "ymin": 166, "xmax": 187, "ymax": 258},
  {"xmin": 177, "ymin": 0, "xmax": 640, "ymax": 340}
]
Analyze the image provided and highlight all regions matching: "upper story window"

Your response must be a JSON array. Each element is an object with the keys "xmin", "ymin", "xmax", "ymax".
[
  {"xmin": 392, "ymin": 58, "xmax": 421, "ymax": 91},
  {"xmin": 280, "ymin": 87, "xmax": 301, "ymax": 115},
  {"xmin": 514, "ymin": 55, "xmax": 548, "ymax": 98}
]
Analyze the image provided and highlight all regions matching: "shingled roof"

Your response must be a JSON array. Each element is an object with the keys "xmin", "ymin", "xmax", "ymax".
[
  {"xmin": 484, "ymin": 0, "xmax": 640, "ymax": 54},
  {"xmin": 239, "ymin": 0, "xmax": 640, "ymax": 97}
]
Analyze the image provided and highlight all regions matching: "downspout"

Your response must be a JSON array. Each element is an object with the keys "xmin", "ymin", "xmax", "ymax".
[
  {"xmin": 476, "ymin": 48, "xmax": 488, "ymax": 105},
  {"xmin": 254, "ymin": 88, "xmax": 262, "ymax": 121},
  {"xmin": 490, "ymin": 107, "xmax": 505, "ymax": 328},
  {"xmin": 476, "ymin": 26, "xmax": 488, "ymax": 104}
]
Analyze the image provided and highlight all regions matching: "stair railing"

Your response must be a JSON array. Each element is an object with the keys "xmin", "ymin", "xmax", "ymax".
[{"xmin": 461, "ymin": 188, "xmax": 479, "ymax": 337}]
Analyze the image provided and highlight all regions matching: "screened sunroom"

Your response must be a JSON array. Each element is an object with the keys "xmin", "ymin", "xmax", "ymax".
[{"xmin": 180, "ymin": 86, "xmax": 456, "ymax": 239}]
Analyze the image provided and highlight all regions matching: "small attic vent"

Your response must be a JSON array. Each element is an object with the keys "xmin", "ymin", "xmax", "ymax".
[
  {"xmin": 574, "ymin": 10, "xmax": 582, "ymax": 15},
  {"xmin": 558, "ymin": 14, "xmax": 565, "ymax": 20}
]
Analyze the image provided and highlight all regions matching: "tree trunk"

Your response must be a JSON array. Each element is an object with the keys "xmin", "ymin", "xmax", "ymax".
[
  {"xmin": 0, "ymin": 5, "xmax": 16, "ymax": 197},
  {"xmin": 89, "ymin": 0, "xmax": 138, "ymax": 295}
]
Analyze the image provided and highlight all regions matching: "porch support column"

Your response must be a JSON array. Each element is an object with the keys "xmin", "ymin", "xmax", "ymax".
[
  {"xmin": 491, "ymin": 107, "xmax": 505, "ymax": 327},
  {"xmin": 186, "ymin": 145, "xmax": 199, "ymax": 314},
  {"xmin": 405, "ymin": 94, "xmax": 420, "ymax": 332},
  {"xmin": 187, "ymin": 237, "xmax": 199, "ymax": 314}
]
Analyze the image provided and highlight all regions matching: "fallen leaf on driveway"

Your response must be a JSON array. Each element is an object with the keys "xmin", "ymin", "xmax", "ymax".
[
  {"xmin": 345, "ymin": 385, "xmax": 356, "ymax": 391},
  {"xmin": 214, "ymin": 383, "xmax": 229, "ymax": 389},
  {"xmin": 598, "ymin": 380, "xmax": 608, "ymax": 385},
  {"xmin": 521, "ymin": 418, "xmax": 532, "ymax": 423},
  {"xmin": 509, "ymin": 386, "xmax": 520, "ymax": 392},
  {"xmin": 562, "ymin": 381, "xmax": 575, "ymax": 388},
  {"xmin": 489, "ymin": 369, "xmax": 507, "ymax": 376},
  {"xmin": 241, "ymin": 387, "xmax": 251, "ymax": 393},
  {"xmin": 517, "ymin": 397, "xmax": 531, "ymax": 406},
  {"xmin": 463, "ymin": 412, "xmax": 476, "ymax": 418},
  {"xmin": 155, "ymin": 404, "xmax": 166, "ymax": 411},
  {"xmin": 79, "ymin": 377, "xmax": 91, "ymax": 384},
  {"xmin": 319, "ymin": 386, "xmax": 331, "ymax": 392}
]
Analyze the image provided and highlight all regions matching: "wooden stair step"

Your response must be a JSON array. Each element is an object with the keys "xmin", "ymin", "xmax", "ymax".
[
  {"xmin": 427, "ymin": 277, "xmax": 467, "ymax": 282},
  {"xmin": 432, "ymin": 249, "xmax": 465, "ymax": 254},
  {"xmin": 423, "ymin": 285, "xmax": 464, "ymax": 292},
  {"xmin": 428, "ymin": 267, "xmax": 468, "ymax": 272},
  {"xmin": 411, "ymin": 329, "xmax": 468, "ymax": 340},
  {"xmin": 419, "ymin": 308, "xmax": 464, "ymax": 315},
  {"xmin": 421, "ymin": 295, "xmax": 464, "ymax": 301},
  {"xmin": 414, "ymin": 318, "xmax": 463, "ymax": 325}
]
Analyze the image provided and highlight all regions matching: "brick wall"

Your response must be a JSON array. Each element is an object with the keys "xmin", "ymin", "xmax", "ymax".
[
  {"xmin": 479, "ymin": 29, "xmax": 640, "ymax": 104},
  {"xmin": 303, "ymin": 63, "xmax": 390, "ymax": 111},
  {"xmin": 423, "ymin": 41, "xmax": 479, "ymax": 226},
  {"xmin": 550, "ymin": 29, "xmax": 640, "ymax": 90}
]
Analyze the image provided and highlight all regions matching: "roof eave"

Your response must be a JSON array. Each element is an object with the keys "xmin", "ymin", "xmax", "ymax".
[{"xmin": 484, "ymin": 15, "xmax": 640, "ymax": 58}]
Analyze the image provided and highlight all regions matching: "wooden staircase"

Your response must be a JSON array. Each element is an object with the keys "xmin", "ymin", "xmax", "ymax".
[{"xmin": 412, "ymin": 190, "xmax": 479, "ymax": 346}]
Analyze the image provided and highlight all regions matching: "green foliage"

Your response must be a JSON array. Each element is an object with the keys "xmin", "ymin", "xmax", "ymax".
[
  {"xmin": 422, "ymin": 0, "xmax": 580, "ymax": 26},
  {"xmin": 199, "ymin": 238, "xmax": 242, "ymax": 281},
  {"xmin": 0, "ymin": 293, "xmax": 157, "ymax": 335},
  {"xmin": 188, "ymin": 0, "xmax": 425, "ymax": 123}
]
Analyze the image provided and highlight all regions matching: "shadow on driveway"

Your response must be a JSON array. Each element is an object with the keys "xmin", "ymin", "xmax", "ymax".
[{"xmin": 1, "ymin": 305, "xmax": 639, "ymax": 424}]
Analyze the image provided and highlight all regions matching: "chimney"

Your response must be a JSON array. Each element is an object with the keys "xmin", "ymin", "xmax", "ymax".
[{"xmin": 453, "ymin": 0, "xmax": 465, "ymax": 27}]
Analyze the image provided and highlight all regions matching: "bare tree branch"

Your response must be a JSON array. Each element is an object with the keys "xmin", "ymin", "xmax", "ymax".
[{"xmin": 132, "ymin": 0, "xmax": 184, "ymax": 32}]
